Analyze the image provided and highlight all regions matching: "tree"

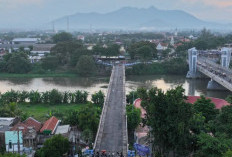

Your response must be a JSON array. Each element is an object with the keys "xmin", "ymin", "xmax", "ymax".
[
  {"xmin": 226, "ymin": 95, "xmax": 232, "ymax": 104},
  {"xmin": 0, "ymin": 103, "xmax": 22, "ymax": 117},
  {"xmin": 35, "ymin": 134, "xmax": 70, "ymax": 157},
  {"xmin": 77, "ymin": 104, "xmax": 100, "ymax": 135},
  {"xmin": 76, "ymin": 55, "xmax": 97, "ymax": 76},
  {"xmin": 140, "ymin": 86, "xmax": 193, "ymax": 156},
  {"xmin": 126, "ymin": 91, "xmax": 138, "ymax": 104},
  {"xmin": 215, "ymin": 105, "xmax": 232, "ymax": 138},
  {"xmin": 137, "ymin": 46, "xmax": 153, "ymax": 61},
  {"xmin": 91, "ymin": 91, "xmax": 105, "ymax": 106},
  {"xmin": 6, "ymin": 52, "xmax": 31, "ymax": 73},
  {"xmin": 51, "ymin": 41, "xmax": 83, "ymax": 65},
  {"xmin": 126, "ymin": 105, "xmax": 141, "ymax": 132},
  {"xmin": 195, "ymin": 133, "xmax": 232, "ymax": 157},
  {"xmin": 41, "ymin": 56, "xmax": 59, "ymax": 70},
  {"xmin": 49, "ymin": 89, "xmax": 63, "ymax": 105},
  {"xmin": 52, "ymin": 32, "xmax": 73, "ymax": 43},
  {"xmin": 193, "ymin": 96, "xmax": 219, "ymax": 122}
]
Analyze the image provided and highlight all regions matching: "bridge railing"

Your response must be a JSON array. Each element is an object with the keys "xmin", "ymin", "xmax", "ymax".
[{"xmin": 197, "ymin": 65, "xmax": 232, "ymax": 91}]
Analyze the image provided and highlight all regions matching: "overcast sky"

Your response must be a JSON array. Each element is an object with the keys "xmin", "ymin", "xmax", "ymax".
[{"xmin": 0, "ymin": 0, "xmax": 232, "ymax": 28}]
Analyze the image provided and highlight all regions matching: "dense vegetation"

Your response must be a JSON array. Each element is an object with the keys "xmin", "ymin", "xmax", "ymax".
[
  {"xmin": 126, "ymin": 58, "xmax": 188, "ymax": 75},
  {"xmin": 136, "ymin": 86, "xmax": 232, "ymax": 157}
]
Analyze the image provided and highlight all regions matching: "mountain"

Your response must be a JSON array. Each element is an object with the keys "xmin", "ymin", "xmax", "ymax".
[{"xmin": 52, "ymin": 6, "xmax": 231, "ymax": 31}]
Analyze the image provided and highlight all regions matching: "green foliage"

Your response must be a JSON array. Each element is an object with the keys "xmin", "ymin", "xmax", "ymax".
[
  {"xmin": 91, "ymin": 90, "xmax": 105, "ymax": 106},
  {"xmin": 223, "ymin": 150, "xmax": 232, "ymax": 157},
  {"xmin": 0, "ymin": 103, "xmax": 22, "ymax": 117},
  {"xmin": 41, "ymin": 56, "xmax": 59, "ymax": 71},
  {"xmin": 126, "ymin": 91, "xmax": 138, "ymax": 104},
  {"xmin": 225, "ymin": 95, "xmax": 232, "ymax": 104},
  {"xmin": 140, "ymin": 86, "xmax": 193, "ymax": 156},
  {"xmin": 52, "ymin": 32, "xmax": 73, "ymax": 43},
  {"xmin": 128, "ymin": 41, "xmax": 157, "ymax": 59},
  {"xmin": 0, "ymin": 153, "xmax": 26, "ymax": 157},
  {"xmin": 35, "ymin": 134, "xmax": 70, "ymax": 157},
  {"xmin": 193, "ymin": 95, "xmax": 219, "ymax": 122},
  {"xmin": 49, "ymin": 89, "xmax": 63, "ymax": 105},
  {"xmin": 76, "ymin": 55, "xmax": 97, "ymax": 76},
  {"xmin": 126, "ymin": 104, "xmax": 141, "ymax": 132},
  {"xmin": 215, "ymin": 105, "xmax": 232, "ymax": 138},
  {"xmin": 195, "ymin": 133, "xmax": 232, "ymax": 157},
  {"xmin": 2, "ymin": 52, "xmax": 31, "ymax": 73},
  {"xmin": 51, "ymin": 41, "xmax": 83, "ymax": 65},
  {"xmin": 77, "ymin": 103, "xmax": 100, "ymax": 134},
  {"xmin": 127, "ymin": 58, "xmax": 188, "ymax": 75}
]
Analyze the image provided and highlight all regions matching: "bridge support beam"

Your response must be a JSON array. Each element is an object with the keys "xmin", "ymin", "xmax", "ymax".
[
  {"xmin": 207, "ymin": 79, "xmax": 227, "ymax": 91},
  {"xmin": 186, "ymin": 70, "xmax": 205, "ymax": 79}
]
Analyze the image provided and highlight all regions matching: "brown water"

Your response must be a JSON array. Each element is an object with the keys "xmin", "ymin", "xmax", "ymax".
[{"xmin": 0, "ymin": 75, "xmax": 231, "ymax": 99}]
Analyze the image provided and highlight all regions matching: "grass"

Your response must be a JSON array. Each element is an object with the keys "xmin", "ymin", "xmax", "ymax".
[
  {"xmin": 0, "ymin": 72, "xmax": 78, "ymax": 78},
  {"xmin": 19, "ymin": 103, "xmax": 86, "ymax": 122}
]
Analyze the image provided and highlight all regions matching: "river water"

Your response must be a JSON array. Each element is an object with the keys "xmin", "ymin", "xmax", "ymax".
[{"xmin": 0, "ymin": 75, "xmax": 231, "ymax": 99}]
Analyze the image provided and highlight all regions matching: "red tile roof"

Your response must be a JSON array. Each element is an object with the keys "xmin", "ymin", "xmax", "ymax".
[
  {"xmin": 40, "ymin": 116, "xmax": 59, "ymax": 134},
  {"xmin": 186, "ymin": 96, "xmax": 230, "ymax": 109},
  {"xmin": 24, "ymin": 117, "xmax": 42, "ymax": 132},
  {"xmin": 10, "ymin": 122, "xmax": 28, "ymax": 134}
]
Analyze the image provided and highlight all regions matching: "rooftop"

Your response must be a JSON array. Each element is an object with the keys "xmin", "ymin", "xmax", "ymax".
[
  {"xmin": 40, "ymin": 116, "xmax": 59, "ymax": 134},
  {"xmin": 55, "ymin": 125, "xmax": 70, "ymax": 135},
  {"xmin": 12, "ymin": 38, "xmax": 40, "ymax": 42}
]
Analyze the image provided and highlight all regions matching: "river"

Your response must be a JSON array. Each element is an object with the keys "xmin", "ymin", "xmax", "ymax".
[{"xmin": 0, "ymin": 75, "xmax": 231, "ymax": 99}]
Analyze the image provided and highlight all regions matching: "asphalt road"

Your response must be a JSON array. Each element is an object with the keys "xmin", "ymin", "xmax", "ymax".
[{"xmin": 96, "ymin": 65, "xmax": 126, "ymax": 153}]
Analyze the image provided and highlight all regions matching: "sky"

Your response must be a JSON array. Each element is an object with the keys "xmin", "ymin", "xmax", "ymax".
[{"xmin": 0, "ymin": 0, "xmax": 232, "ymax": 28}]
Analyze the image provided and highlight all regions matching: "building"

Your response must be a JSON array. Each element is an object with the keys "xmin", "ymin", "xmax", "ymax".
[
  {"xmin": 170, "ymin": 37, "xmax": 175, "ymax": 46},
  {"xmin": 77, "ymin": 35, "xmax": 85, "ymax": 41},
  {"xmin": 30, "ymin": 44, "xmax": 55, "ymax": 56},
  {"xmin": 5, "ymin": 131, "xmax": 23, "ymax": 153},
  {"xmin": 0, "ymin": 117, "xmax": 20, "ymax": 149},
  {"xmin": 10, "ymin": 117, "xmax": 42, "ymax": 149},
  {"xmin": 12, "ymin": 38, "xmax": 40, "ymax": 45},
  {"xmin": 55, "ymin": 125, "xmax": 71, "ymax": 138},
  {"xmin": 29, "ymin": 56, "xmax": 42, "ymax": 63},
  {"xmin": 40, "ymin": 116, "xmax": 60, "ymax": 135},
  {"xmin": 156, "ymin": 43, "xmax": 168, "ymax": 51}
]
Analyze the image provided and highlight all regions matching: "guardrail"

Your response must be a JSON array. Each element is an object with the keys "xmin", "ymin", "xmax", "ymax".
[{"xmin": 197, "ymin": 65, "xmax": 232, "ymax": 91}]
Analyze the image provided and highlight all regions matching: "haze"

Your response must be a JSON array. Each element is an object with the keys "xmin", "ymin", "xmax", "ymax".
[{"xmin": 0, "ymin": 0, "xmax": 232, "ymax": 29}]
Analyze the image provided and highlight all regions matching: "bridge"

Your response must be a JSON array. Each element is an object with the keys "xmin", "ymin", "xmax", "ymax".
[
  {"xmin": 94, "ymin": 64, "xmax": 128, "ymax": 156},
  {"xmin": 186, "ymin": 47, "xmax": 232, "ymax": 91}
]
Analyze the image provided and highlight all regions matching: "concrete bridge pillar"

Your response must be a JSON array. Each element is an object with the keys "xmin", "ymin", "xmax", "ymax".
[
  {"xmin": 207, "ymin": 79, "xmax": 226, "ymax": 90},
  {"xmin": 186, "ymin": 47, "xmax": 201, "ymax": 78},
  {"xmin": 221, "ymin": 47, "xmax": 231, "ymax": 69}
]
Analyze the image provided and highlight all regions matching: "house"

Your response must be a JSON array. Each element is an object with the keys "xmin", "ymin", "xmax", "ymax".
[
  {"xmin": 0, "ymin": 117, "xmax": 20, "ymax": 149},
  {"xmin": 10, "ymin": 117, "xmax": 42, "ymax": 148},
  {"xmin": 12, "ymin": 38, "xmax": 40, "ymax": 45},
  {"xmin": 77, "ymin": 35, "xmax": 85, "ymax": 41},
  {"xmin": 40, "ymin": 116, "xmax": 60, "ymax": 135},
  {"xmin": 5, "ymin": 131, "xmax": 23, "ymax": 153},
  {"xmin": 30, "ymin": 44, "xmax": 55, "ymax": 56},
  {"xmin": 156, "ymin": 43, "xmax": 168, "ymax": 51}
]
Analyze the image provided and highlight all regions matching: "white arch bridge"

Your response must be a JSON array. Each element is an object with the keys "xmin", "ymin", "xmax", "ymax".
[{"xmin": 186, "ymin": 47, "xmax": 232, "ymax": 91}]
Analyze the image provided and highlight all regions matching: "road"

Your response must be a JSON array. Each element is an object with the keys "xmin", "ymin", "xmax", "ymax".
[{"xmin": 94, "ymin": 65, "xmax": 127, "ymax": 154}]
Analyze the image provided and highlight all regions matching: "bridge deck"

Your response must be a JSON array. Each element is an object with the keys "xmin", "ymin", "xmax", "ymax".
[
  {"xmin": 94, "ymin": 65, "xmax": 127, "ymax": 155},
  {"xmin": 197, "ymin": 59, "xmax": 232, "ymax": 91}
]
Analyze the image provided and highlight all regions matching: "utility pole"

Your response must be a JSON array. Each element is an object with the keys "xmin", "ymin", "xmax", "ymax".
[
  {"xmin": 67, "ymin": 16, "xmax": 69, "ymax": 32},
  {"xmin": 17, "ymin": 130, "xmax": 20, "ymax": 154}
]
